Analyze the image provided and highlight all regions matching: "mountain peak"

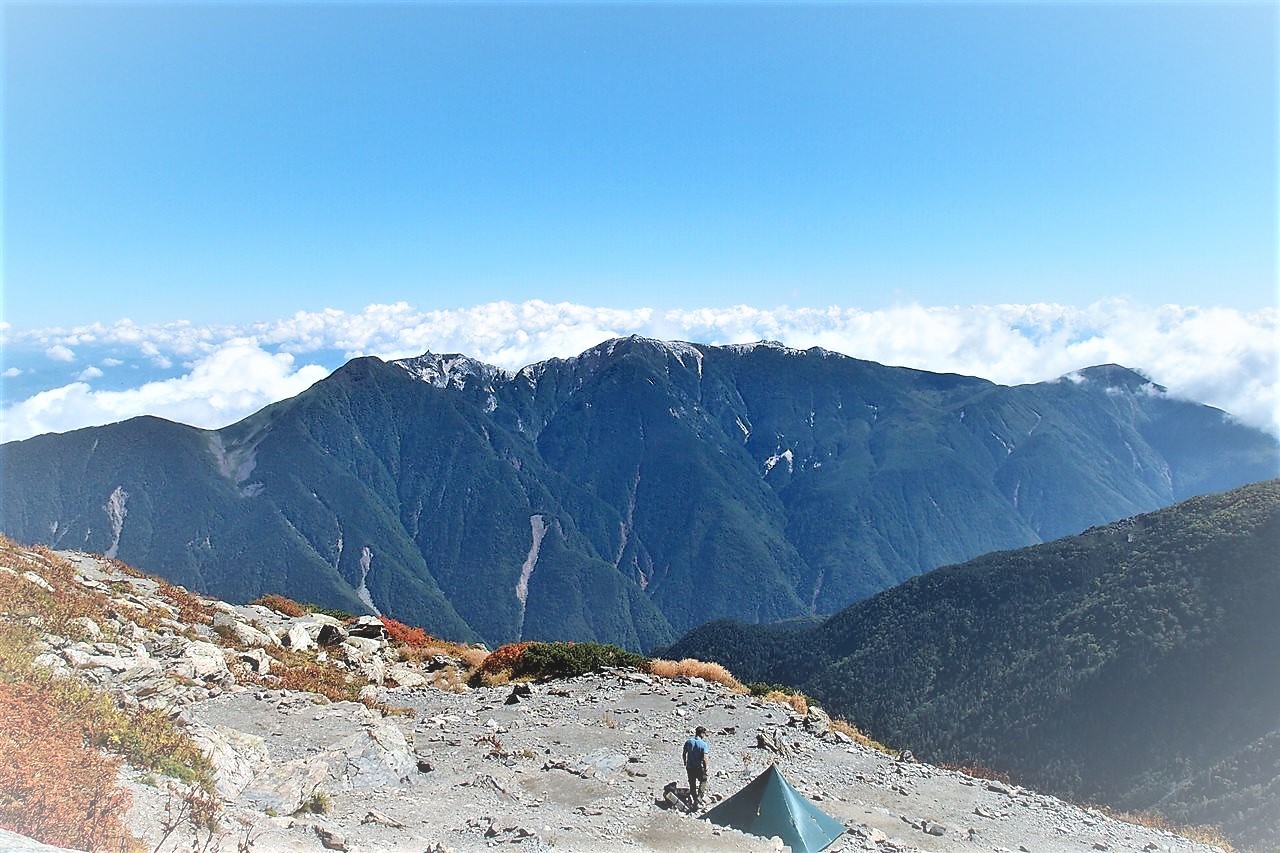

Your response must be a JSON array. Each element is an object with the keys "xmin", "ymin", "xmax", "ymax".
[
  {"xmin": 1060, "ymin": 364, "xmax": 1167, "ymax": 395},
  {"xmin": 393, "ymin": 352, "xmax": 512, "ymax": 391}
]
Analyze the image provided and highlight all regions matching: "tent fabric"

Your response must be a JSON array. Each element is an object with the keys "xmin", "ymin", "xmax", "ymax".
[{"xmin": 702, "ymin": 763, "xmax": 845, "ymax": 853}]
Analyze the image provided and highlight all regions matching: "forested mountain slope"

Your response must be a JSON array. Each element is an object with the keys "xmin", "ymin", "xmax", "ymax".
[
  {"xmin": 665, "ymin": 479, "xmax": 1280, "ymax": 851},
  {"xmin": 2, "ymin": 338, "xmax": 1276, "ymax": 651}
]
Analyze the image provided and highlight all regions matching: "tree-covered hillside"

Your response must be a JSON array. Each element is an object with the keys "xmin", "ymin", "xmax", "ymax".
[
  {"xmin": 2, "ymin": 338, "xmax": 1277, "ymax": 653},
  {"xmin": 665, "ymin": 479, "xmax": 1280, "ymax": 851}
]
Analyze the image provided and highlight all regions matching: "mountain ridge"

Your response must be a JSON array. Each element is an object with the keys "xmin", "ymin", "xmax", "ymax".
[{"xmin": 2, "ymin": 338, "xmax": 1276, "ymax": 651}]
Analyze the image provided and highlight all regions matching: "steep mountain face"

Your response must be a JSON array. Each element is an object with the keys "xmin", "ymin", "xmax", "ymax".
[
  {"xmin": 664, "ymin": 479, "xmax": 1280, "ymax": 851},
  {"xmin": 1, "ymin": 338, "xmax": 1276, "ymax": 651}
]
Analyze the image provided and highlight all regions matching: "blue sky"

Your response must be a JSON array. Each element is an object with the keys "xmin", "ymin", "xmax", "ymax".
[{"xmin": 1, "ymin": 2, "xmax": 1277, "ymax": 441}]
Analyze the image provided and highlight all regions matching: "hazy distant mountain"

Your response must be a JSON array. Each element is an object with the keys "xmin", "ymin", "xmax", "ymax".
[
  {"xmin": 665, "ymin": 479, "xmax": 1280, "ymax": 850},
  {"xmin": 1, "ymin": 337, "xmax": 1276, "ymax": 650}
]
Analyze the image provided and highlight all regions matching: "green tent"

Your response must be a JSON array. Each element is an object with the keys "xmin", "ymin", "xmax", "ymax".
[{"xmin": 702, "ymin": 763, "xmax": 845, "ymax": 852}]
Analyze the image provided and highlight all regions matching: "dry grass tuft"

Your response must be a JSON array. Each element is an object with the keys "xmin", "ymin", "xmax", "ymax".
[
  {"xmin": 460, "ymin": 646, "xmax": 489, "ymax": 671},
  {"xmin": 943, "ymin": 761, "xmax": 1015, "ymax": 786},
  {"xmin": 250, "ymin": 593, "xmax": 309, "ymax": 618},
  {"xmin": 646, "ymin": 658, "xmax": 747, "ymax": 692},
  {"xmin": 829, "ymin": 718, "xmax": 892, "ymax": 754},
  {"xmin": 764, "ymin": 689, "xmax": 809, "ymax": 715},
  {"xmin": 1100, "ymin": 807, "xmax": 1234, "ymax": 850}
]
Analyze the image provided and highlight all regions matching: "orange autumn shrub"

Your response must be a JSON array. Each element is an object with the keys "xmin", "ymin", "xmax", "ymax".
[
  {"xmin": 474, "ymin": 642, "xmax": 532, "ymax": 679},
  {"xmin": 0, "ymin": 680, "xmax": 134, "ymax": 851},
  {"xmin": 382, "ymin": 617, "xmax": 432, "ymax": 648}
]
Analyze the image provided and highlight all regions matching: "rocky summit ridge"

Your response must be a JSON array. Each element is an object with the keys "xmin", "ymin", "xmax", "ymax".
[{"xmin": 0, "ymin": 542, "xmax": 1228, "ymax": 853}]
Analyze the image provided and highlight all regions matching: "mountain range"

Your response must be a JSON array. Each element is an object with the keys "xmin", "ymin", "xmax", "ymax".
[
  {"xmin": 664, "ymin": 479, "xmax": 1280, "ymax": 851},
  {"xmin": 2, "ymin": 337, "xmax": 1277, "ymax": 649}
]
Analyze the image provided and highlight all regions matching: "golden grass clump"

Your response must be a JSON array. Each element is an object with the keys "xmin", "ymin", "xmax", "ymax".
[
  {"xmin": 646, "ymin": 658, "xmax": 747, "ymax": 693},
  {"xmin": 1100, "ymin": 807, "xmax": 1234, "ymax": 851},
  {"xmin": 764, "ymin": 689, "xmax": 809, "ymax": 715},
  {"xmin": 250, "ymin": 593, "xmax": 309, "ymax": 618},
  {"xmin": 460, "ymin": 646, "xmax": 490, "ymax": 671},
  {"xmin": 830, "ymin": 718, "xmax": 891, "ymax": 754}
]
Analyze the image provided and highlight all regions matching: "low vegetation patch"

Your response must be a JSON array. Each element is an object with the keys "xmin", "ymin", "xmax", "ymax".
[
  {"xmin": 746, "ymin": 682, "xmax": 811, "ymax": 714},
  {"xmin": 647, "ymin": 657, "xmax": 745, "ymax": 692},
  {"xmin": 471, "ymin": 641, "xmax": 649, "ymax": 685},
  {"xmin": 942, "ymin": 761, "xmax": 1015, "ymax": 786},
  {"xmin": 0, "ymin": 538, "xmax": 214, "ymax": 850},
  {"xmin": 250, "ymin": 646, "xmax": 363, "ymax": 703},
  {"xmin": 250, "ymin": 593, "xmax": 309, "ymax": 618},
  {"xmin": 829, "ymin": 718, "xmax": 891, "ymax": 754},
  {"xmin": 514, "ymin": 642, "xmax": 647, "ymax": 679},
  {"xmin": 0, "ymin": 679, "xmax": 135, "ymax": 851},
  {"xmin": 1100, "ymin": 807, "xmax": 1234, "ymax": 851}
]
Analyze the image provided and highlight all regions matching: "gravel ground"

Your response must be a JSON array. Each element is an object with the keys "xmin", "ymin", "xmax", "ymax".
[{"xmin": 120, "ymin": 673, "xmax": 1225, "ymax": 853}]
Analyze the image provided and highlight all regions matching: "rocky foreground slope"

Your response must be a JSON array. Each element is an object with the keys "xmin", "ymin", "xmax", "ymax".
[{"xmin": 0, "ymin": 543, "xmax": 1229, "ymax": 853}]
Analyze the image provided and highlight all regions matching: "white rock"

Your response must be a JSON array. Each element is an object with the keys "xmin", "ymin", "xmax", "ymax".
[
  {"xmin": 22, "ymin": 571, "xmax": 55, "ymax": 593},
  {"xmin": 284, "ymin": 624, "xmax": 315, "ymax": 652}
]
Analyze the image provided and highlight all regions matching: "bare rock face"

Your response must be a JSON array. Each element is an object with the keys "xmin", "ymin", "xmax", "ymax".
[
  {"xmin": 240, "ymin": 757, "xmax": 331, "ymax": 815},
  {"xmin": 0, "ymin": 827, "xmax": 87, "ymax": 852},
  {"xmin": 188, "ymin": 722, "xmax": 271, "ymax": 799},
  {"xmin": 325, "ymin": 721, "xmax": 416, "ymax": 787}
]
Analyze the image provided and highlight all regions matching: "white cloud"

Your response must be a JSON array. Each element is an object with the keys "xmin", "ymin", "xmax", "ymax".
[
  {"xmin": 102, "ymin": 357, "xmax": 124, "ymax": 367},
  {"xmin": 45, "ymin": 344, "xmax": 76, "ymax": 362},
  {"xmin": 2, "ymin": 300, "xmax": 1276, "ymax": 441},
  {"xmin": 77, "ymin": 366, "xmax": 104, "ymax": 381},
  {"xmin": 2, "ymin": 367, "xmax": 21, "ymax": 378},
  {"xmin": 1, "ymin": 342, "xmax": 329, "ymax": 442}
]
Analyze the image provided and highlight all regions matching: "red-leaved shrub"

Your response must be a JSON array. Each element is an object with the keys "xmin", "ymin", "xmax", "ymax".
[{"xmin": 382, "ymin": 617, "xmax": 432, "ymax": 648}]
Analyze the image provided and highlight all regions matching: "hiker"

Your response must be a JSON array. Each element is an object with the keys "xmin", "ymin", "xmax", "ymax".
[{"xmin": 682, "ymin": 725, "xmax": 709, "ymax": 808}]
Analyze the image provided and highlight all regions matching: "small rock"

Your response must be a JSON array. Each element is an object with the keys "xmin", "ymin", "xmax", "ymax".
[
  {"xmin": 386, "ymin": 664, "xmax": 428, "ymax": 689},
  {"xmin": 505, "ymin": 683, "xmax": 534, "ymax": 704},
  {"xmin": 316, "ymin": 623, "xmax": 348, "ymax": 646},
  {"xmin": 284, "ymin": 625, "xmax": 314, "ymax": 652},
  {"xmin": 237, "ymin": 648, "xmax": 271, "ymax": 675},
  {"xmin": 347, "ymin": 616, "xmax": 389, "ymax": 640},
  {"xmin": 69, "ymin": 616, "xmax": 102, "ymax": 640},
  {"xmin": 361, "ymin": 809, "xmax": 406, "ymax": 828},
  {"xmin": 22, "ymin": 571, "xmax": 55, "ymax": 593},
  {"xmin": 313, "ymin": 826, "xmax": 348, "ymax": 851}
]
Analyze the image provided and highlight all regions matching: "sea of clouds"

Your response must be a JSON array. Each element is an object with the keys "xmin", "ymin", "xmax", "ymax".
[{"xmin": 1, "ymin": 299, "xmax": 1276, "ymax": 442}]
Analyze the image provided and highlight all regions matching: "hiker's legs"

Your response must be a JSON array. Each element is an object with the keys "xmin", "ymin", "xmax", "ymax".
[{"xmin": 686, "ymin": 767, "xmax": 699, "ymax": 806}]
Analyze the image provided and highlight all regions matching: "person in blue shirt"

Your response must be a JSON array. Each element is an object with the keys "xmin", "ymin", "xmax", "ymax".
[{"xmin": 682, "ymin": 726, "xmax": 709, "ymax": 809}]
